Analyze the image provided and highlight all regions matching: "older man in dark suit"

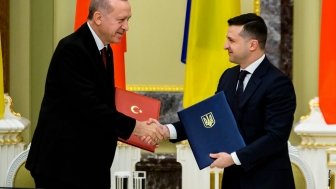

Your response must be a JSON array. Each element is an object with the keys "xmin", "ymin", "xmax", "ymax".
[{"xmin": 26, "ymin": 0, "xmax": 164, "ymax": 188}]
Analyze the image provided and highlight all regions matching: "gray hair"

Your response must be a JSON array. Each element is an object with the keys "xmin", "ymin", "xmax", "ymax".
[
  {"xmin": 87, "ymin": 0, "xmax": 129, "ymax": 20},
  {"xmin": 87, "ymin": 0, "xmax": 111, "ymax": 20}
]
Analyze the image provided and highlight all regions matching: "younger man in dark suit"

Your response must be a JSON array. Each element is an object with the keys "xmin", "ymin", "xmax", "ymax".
[{"xmin": 149, "ymin": 13, "xmax": 296, "ymax": 189}]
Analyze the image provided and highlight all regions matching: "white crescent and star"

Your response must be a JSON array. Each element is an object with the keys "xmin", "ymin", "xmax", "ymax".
[{"xmin": 131, "ymin": 105, "xmax": 142, "ymax": 114}]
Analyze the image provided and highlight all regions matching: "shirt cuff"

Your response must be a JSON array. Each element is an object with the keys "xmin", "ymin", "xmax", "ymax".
[
  {"xmin": 231, "ymin": 152, "xmax": 241, "ymax": 165},
  {"xmin": 166, "ymin": 124, "xmax": 177, "ymax": 139}
]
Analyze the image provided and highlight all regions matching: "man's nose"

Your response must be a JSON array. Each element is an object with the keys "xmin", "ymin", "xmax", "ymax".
[{"xmin": 121, "ymin": 20, "xmax": 129, "ymax": 31}]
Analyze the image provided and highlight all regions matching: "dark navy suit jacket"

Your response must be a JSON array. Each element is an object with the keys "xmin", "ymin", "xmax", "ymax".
[{"xmin": 172, "ymin": 57, "xmax": 296, "ymax": 189}]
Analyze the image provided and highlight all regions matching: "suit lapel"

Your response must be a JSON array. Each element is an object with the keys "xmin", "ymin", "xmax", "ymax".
[
  {"xmin": 223, "ymin": 67, "xmax": 239, "ymax": 101},
  {"xmin": 239, "ymin": 58, "xmax": 270, "ymax": 108},
  {"xmin": 78, "ymin": 24, "xmax": 114, "ymax": 84},
  {"xmin": 78, "ymin": 24, "xmax": 102, "ymax": 62},
  {"xmin": 106, "ymin": 45, "xmax": 115, "ymax": 85}
]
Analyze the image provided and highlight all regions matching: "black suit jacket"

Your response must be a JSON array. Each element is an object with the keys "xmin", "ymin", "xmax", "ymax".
[
  {"xmin": 26, "ymin": 23, "xmax": 136, "ymax": 189},
  {"xmin": 172, "ymin": 57, "xmax": 296, "ymax": 189}
]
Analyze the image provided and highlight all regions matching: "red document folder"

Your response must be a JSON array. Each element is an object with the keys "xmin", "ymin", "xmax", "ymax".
[{"xmin": 115, "ymin": 88, "xmax": 161, "ymax": 152}]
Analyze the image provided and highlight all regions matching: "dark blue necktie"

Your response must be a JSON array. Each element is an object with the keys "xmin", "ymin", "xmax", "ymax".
[{"xmin": 236, "ymin": 70, "xmax": 249, "ymax": 102}]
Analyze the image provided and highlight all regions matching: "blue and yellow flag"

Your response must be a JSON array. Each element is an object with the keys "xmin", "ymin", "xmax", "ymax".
[
  {"xmin": 181, "ymin": 0, "xmax": 191, "ymax": 63},
  {"xmin": 183, "ymin": 0, "xmax": 240, "ymax": 108},
  {"xmin": 0, "ymin": 35, "xmax": 5, "ymax": 118}
]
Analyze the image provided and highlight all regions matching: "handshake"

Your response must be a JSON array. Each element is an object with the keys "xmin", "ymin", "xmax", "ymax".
[
  {"xmin": 132, "ymin": 118, "xmax": 236, "ymax": 169},
  {"xmin": 132, "ymin": 118, "xmax": 169, "ymax": 145}
]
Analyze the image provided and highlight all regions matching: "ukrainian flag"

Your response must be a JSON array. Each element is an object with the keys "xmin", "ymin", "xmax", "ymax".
[
  {"xmin": 0, "ymin": 35, "xmax": 4, "ymax": 118},
  {"xmin": 183, "ymin": 0, "xmax": 240, "ymax": 108}
]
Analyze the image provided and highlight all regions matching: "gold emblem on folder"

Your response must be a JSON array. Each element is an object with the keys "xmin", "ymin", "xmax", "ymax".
[{"xmin": 201, "ymin": 112, "xmax": 215, "ymax": 128}]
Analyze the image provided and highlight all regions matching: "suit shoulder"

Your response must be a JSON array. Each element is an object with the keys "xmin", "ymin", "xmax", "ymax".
[
  {"xmin": 56, "ymin": 31, "xmax": 84, "ymax": 50},
  {"xmin": 56, "ymin": 24, "xmax": 92, "ymax": 50},
  {"xmin": 270, "ymin": 64, "xmax": 292, "ymax": 82},
  {"xmin": 216, "ymin": 65, "xmax": 239, "ymax": 92},
  {"xmin": 264, "ymin": 64, "xmax": 295, "ymax": 95},
  {"xmin": 219, "ymin": 65, "xmax": 239, "ymax": 79}
]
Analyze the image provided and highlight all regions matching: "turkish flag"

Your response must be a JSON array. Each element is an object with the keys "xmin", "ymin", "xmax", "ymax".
[{"xmin": 319, "ymin": 0, "xmax": 336, "ymax": 124}]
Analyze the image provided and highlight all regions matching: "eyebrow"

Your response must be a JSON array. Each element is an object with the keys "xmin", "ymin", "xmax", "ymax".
[{"xmin": 227, "ymin": 35, "xmax": 234, "ymax": 41}]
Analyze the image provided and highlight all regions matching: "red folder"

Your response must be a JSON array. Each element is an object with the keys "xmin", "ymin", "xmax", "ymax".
[{"xmin": 115, "ymin": 88, "xmax": 161, "ymax": 152}]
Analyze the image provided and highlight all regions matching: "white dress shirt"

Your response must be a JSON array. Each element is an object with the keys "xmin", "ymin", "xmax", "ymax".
[{"xmin": 87, "ymin": 22, "xmax": 106, "ymax": 52}]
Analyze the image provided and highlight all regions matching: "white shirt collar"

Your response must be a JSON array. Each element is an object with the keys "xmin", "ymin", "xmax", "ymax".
[
  {"xmin": 241, "ymin": 54, "xmax": 265, "ymax": 74},
  {"xmin": 87, "ymin": 22, "xmax": 105, "ymax": 51}
]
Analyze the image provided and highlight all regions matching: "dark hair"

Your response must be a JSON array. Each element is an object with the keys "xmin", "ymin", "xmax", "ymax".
[
  {"xmin": 228, "ymin": 13, "xmax": 267, "ymax": 49},
  {"xmin": 87, "ymin": 0, "xmax": 113, "ymax": 20}
]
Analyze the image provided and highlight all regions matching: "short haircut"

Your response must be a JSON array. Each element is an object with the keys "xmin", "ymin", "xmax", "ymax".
[
  {"xmin": 87, "ymin": 0, "xmax": 128, "ymax": 20},
  {"xmin": 228, "ymin": 13, "xmax": 267, "ymax": 49}
]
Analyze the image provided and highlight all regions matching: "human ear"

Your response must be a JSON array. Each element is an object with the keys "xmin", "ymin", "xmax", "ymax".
[
  {"xmin": 249, "ymin": 39, "xmax": 259, "ymax": 51},
  {"xmin": 93, "ymin": 11, "xmax": 103, "ymax": 25}
]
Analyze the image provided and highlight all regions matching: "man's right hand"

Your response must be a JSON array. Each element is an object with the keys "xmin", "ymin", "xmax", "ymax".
[
  {"xmin": 132, "ymin": 120, "xmax": 165, "ymax": 145},
  {"xmin": 139, "ymin": 118, "xmax": 170, "ymax": 145}
]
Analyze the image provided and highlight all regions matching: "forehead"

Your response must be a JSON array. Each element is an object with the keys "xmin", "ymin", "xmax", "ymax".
[
  {"xmin": 110, "ymin": 0, "xmax": 131, "ymax": 9},
  {"xmin": 227, "ymin": 25, "xmax": 244, "ymax": 38},
  {"xmin": 110, "ymin": 0, "xmax": 131, "ymax": 16}
]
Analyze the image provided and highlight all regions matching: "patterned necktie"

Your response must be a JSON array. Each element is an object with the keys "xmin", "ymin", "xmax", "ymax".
[{"xmin": 236, "ymin": 70, "xmax": 249, "ymax": 103}]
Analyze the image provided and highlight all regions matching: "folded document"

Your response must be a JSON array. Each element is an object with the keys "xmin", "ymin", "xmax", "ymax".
[
  {"xmin": 115, "ymin": 88, "xmax": 161, "ymax": 152},
  {"xmin": 178, "ymin": 91, "xmax": 245, "ymax": 169}
]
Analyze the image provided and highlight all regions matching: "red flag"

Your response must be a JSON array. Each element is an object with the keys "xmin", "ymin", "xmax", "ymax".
[
  {"xmin": 111, "ymin": 34, "xmax": 126, "ymax": 89},
  {"xmin": 74, "ymin": 0, "xmax": 90, "ymax": 30},
  {"xmin": 74, "ymin": 0, "xmax": 126, "ymax": 89},
  {"xmin": 319, "ymin": 0, "xmax": 336, "ymax": 124}
]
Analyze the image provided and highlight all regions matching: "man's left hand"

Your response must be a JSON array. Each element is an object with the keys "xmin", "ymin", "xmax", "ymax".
[{"xmin": 209, "ymin": 152, "xmax": 235, "ymax": 168}]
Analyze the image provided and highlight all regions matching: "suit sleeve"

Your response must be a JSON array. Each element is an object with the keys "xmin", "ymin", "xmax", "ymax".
[{"xmin": 169, "ymin": 121, "xmax": 188, "ymax": 143}]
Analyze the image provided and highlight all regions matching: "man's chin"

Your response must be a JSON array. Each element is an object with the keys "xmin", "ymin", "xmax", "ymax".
[
  {"xmin": 111, "ymin": 38, "xmax": 121, "ymax": 44},
  {"xmin": 229, "ymin": 58, "xmax": 238, "ymax": 64}
]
